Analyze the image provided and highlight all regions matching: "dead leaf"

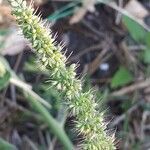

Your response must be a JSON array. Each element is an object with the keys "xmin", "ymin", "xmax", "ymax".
[
  {"xmin": 0, "ymin": 5, "xmax": 15, "ymax": 22},
  {"xmin": 125, "ymin": 0, "xmax": 148, "ymax": 20},
  {"xmin": 0, "ymin": 28, "xmax": 27, "ymax": 56},
  {"xmin": 70, "ymin": 0, "xmax": 96, "ymax": 24}
]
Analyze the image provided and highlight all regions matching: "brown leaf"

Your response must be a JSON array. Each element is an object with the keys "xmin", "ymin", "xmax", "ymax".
[
  {"xmin": 70, "ymin": 0, "xmax": 96, "ymax": 24},
  {"xmin": 125, "ymin": 0, "xmax": 148, "ymax": 20}
]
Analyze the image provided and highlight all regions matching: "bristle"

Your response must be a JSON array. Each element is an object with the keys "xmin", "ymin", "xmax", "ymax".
[
  {"xmin": 33, "ymin": 7, "xmax": 39, "ymax": 15},
  {"xmin": 8, "ymin": 0, "xmax": 116, "ymax": 149}
]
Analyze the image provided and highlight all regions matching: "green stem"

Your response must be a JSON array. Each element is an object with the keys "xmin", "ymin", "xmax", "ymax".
[
  {"xmin": 10, "ymin": 77, "xmax": 74, "ymax": 150},
  {"xmin": 8, "ymin": 0, "xmax": 115, "ymax": 148},
  {"xmin": 27, "ymin": 94, "xmax": 74, "ymax": 150}
]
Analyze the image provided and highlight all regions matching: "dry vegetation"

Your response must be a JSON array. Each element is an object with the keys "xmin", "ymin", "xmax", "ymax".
[{"xmin": 0, "ymin": 0, "xmax": 150, "ymax": 149}]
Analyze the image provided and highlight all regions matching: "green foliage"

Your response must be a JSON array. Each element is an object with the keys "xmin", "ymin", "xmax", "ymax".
[
  {"xmin": 0, "ymin": 56, "xmax": 73, "ymax": 149},
  {"xmin": 122, "ymin": 16, "xmax": 147, "ymax": 42},
  {"xmin": 0, "ymin": 58, "xmax": 10, "ymax": 90},
  {"xmin": 0, "ymin": 71, "xmax": 10, "ymax": 90},
  {"xmin": 0, "ymin": 29, "xmax": 9, "ymax": 49},
  {"xmin": 143, "ymin": 48, "xmax": 150, "ymax": 64},
  {"xmin": 145, "ymin": 32, "xmax": 150, "ymax": 47},
  {"xmin": 111, "ymin": 66, "xmax": 133, "ymax": 88},
  {"xmin": 0, "ymin": 138, "xmax": 16, "ymax": 150},
  {"xmin": 0, "ymin": 29, "xmax": 9, "ymax": 36},
  {"xmin": 0, "ymin": 61, "xmax": 6, "ymax": 77},
  {"xmin": 47, "ymin": 1, "xmax": 79, "ymax": 21},
  {"xmin": 27, "ymin": 93, "xmax": 73, "ymax": 150},
  {"xmin": 123, "ymin": 16, "xmax": 150, "ymax": 64},
  {"xmin": 24, "ymin": 56, "xmax": 49, "ymax": 74},
  {"xmin": 8, "ymin": 0, "xmax": 115, "ymax": 149}
]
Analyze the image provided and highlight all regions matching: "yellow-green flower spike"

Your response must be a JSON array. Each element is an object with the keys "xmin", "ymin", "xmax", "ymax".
[{"xmin": 8, "ymin": 0, "xmax": 115, "ymax": 149}]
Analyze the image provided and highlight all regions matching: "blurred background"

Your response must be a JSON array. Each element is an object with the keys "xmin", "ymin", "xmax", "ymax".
[{"xmin": 0, "ymin": 0, "xmax": 150, "ymax": 149}]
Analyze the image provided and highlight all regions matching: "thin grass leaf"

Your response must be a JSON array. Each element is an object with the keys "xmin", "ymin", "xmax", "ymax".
[{"xmin": 0, "ymin": 138, "xmax": 17, "ymax": 150}]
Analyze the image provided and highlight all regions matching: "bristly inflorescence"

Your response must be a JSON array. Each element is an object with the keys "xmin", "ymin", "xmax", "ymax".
[{"xmin": 8, "ymin": 0, "xmax": 115, "ymax": 149}]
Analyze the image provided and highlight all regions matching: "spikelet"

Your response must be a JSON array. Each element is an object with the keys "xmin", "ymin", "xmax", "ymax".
[{"xmin": 8, "ymin": 0, "xmax": 115, "ymax": 149}]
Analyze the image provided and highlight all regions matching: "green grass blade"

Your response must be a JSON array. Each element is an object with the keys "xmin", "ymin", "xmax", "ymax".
[
  {"xmin": 0, "ymin": 138, "xmax": 17, "ymax": 150},
  {"xmin": 47, "ymin": 1, "xmax": 80, "ymax": 21}
]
